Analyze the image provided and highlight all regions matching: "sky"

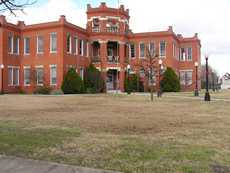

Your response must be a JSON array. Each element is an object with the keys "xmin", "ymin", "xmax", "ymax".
[{"xmin": 1, "ymin": 0, "xmax": 230, "ymax": 76}]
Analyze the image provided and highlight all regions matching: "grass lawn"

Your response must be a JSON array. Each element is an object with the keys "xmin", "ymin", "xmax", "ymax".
[{"xmin": 0, "ymin": 92, "xmax": 230, "ymax": 173}]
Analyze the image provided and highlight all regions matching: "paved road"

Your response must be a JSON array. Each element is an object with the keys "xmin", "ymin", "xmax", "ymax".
[{"xmin": 0, "ymin": 155, "xmax": 121, "ymax": 173}]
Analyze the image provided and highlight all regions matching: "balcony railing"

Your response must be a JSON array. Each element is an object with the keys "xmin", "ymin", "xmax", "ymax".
[
  {"xmin": 92, "ymin": 27, "xmax": 100, "ymax": 32},
  {"xmin": 91, "ymin": 56, "xmax": 101, "ymax": 63},
  {"xmin": 106, "ymin": 27, "xmax": 119, "ymax": 33},
  {"xmin": 107, "ymin": 56, "xmax": 119, "ymax": 63}
]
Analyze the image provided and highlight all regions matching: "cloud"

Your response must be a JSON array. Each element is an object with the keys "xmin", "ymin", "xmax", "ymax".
[{"xmin": 2, "ymin": 0, "xmax": 230, "ymax": 75}]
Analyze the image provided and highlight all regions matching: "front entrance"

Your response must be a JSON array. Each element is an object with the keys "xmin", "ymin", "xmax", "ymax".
[{"xmin": 106, "ymin": 70, "xmax": 119, "ymax": 91}]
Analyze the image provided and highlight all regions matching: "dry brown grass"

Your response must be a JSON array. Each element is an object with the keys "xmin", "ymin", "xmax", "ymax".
[{"xmin": 0, "ymin": 93, "xmax": 230, "ymax": 172}]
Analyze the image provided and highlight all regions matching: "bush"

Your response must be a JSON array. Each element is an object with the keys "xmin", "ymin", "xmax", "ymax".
[
  {"xmin": 125, "ymin": 74, "xmax": 140, "ymax": 94},
  {"xmin": 34, "ymin": 86, "xmax": 52, "ymax": 95},
  {"xmin": 84, "ymin": 64, "xmax": 105, "ymax": 93},
  {"xmin": 161, "ymin": 67, "xmax": 180, "ymax": 92},
  {"xmin": 61, "ymin": 68, "xmax": 84, "ymax": 94}
]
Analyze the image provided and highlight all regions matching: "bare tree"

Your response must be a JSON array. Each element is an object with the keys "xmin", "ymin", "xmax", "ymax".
[{"xmin": 0, "ymin": 0, "xmax": 37, "ymax": 16}]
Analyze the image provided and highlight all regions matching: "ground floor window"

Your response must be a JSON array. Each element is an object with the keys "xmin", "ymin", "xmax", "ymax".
[
  {"xmin": 8, "ymin": 66, "xmax": 19, "ymax": 86},
  {"xmin": 36, "ymin": 66, "xmax": 44, "ymax": 86},
  {"xmin": 180, "ymin": 70, "xmax": 193, "ymax": 86},
  {"xmin": 24, "ymin": 67, "xmax": 31, "ymax": 86},
  {"xmin": 50, "ymin": 65, "xmax": 57, "ymax": 85}
]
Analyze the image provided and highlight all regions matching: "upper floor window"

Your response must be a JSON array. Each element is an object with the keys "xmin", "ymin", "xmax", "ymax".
[
  {"xmin": 159, "ymin": 41, "xmax": 166, "ymax": 57},
  {"xmin": 8, "ymin": 34, "xmax": 13, "ymax": 54},
  {"xmin": 130, "ymin": 44, "xmax": 135, "ymax": 58},
  {"xmin": 187, "ymin": 47, "xmax": 192, "ymax": 61},
  {"xmin": 67, "ymin": 33, "xmax": 72, "ymax": 54},
  {"xmin": 79, "ymin": 40, "xmax": 84, "ymax": 56},
  {"xmin": 92, "ymin": 18, "xmax": 100, "ymax": 32},
  {"xmin": 37, "ymin": 35, "xmax": 44, "ymax": 54},
  {"xmin": 140, "ymin": 43, "xmax": 145, "ymax": 58},
  {"xmin": 50, "ymin": 65, "xmax": 57, "ymax": 85},
  {"xmin": 107, "ymin": 18, "xmax": 119, "ymax": 33},
  {"xmin": 180, "ymin": 47, "xmax": 192, "ymax": 61},
  {"xmin": 50, "ymin": 32, "xmax": 57, "ymax": 53},
  {"xmin": 24, "ymin": 37, "xmax": 30, "ymax": 55},
  {"xmin": 73, "ymin": 37, "xmax": 78, "ymax": 55},
  {"xmin": 13, "ymin": 36, "xmax": 20, "ymax": 55},
  {"xmin": 149, "ymin": 42, "xmax": 155, "ymax": 57}
]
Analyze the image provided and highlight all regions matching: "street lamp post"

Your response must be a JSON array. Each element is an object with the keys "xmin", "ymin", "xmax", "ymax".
[
  {"xmin": 194, "ymin": 62, "xmax": 199, "ymax": 96},
  {"xmin": 126, "ymin": 64, "xmax": 131, "ymax": 94},
  {"xmin": 204, "ymin": 56, "xmax": 211, "ymax": 101},
  {"xmin": 0, "ymin": 64, "xmax": 4, "ymax": 95},
  {"xmin": 157, "ymin": 59, "xmax": 163, "ymax": 97}
]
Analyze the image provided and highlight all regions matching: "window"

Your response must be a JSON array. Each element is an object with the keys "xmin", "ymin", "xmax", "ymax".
[
  {"xmin": 8, "ymin": 66, "xmax": 19, "ymax": 86},
  {"xmin": 37, "ymin": 36, "xmax": 44, "ymax": 54},
  {"xmin": 180, "ymin": 48, "xmax": 186, "ymax": 61},
  {"xmin": 36, "ymin": 66, "xmax": 44, "ymax": 85},
  {"xmin": 79, "ymin": 40, "xmax": 84, "ymax": 56},
  {"xmin": 67, "ymin": 33, "xmax": 72, "ymax": 53},
  {"xmin": 140, "ymin": 43, "xmax": 145, "ymax": 58},
  {"xmin": 159, "ymin": 41, "xmax": 166, "ymax": 57},
  {"xmin": 73, "ymin": 37, "xmax": 78, "ymax": 55},
  {"xmin": 130, "ymin": 43, "xmax": 135, "ymax": 58},
  {"xmin": 50, "ymin": 65, "xmax": 57, "ymax": 85},
  {"xmin": 149, "ymin": 42, "xmax": 155, "ymax": 56},
  {"xmin": 50, "ymin": 32, "xmax": 57, "ymax": 53},
  {"xmin": 8, "ymin": 34, "xmax": 13, "ymax": 54},
  {"xmin": 187, "ymin": 47, "xmax": 192, "ymax": 61},
  {"xmin": 13, "ymin": 36, "xmax": 20, "ymax": 55},
  {"xmin": 80, "ymin": 68, "xmax": 84, "ymax": 80},
  {"xmin": 24, "ymin": 37, "xmax": 30, "ymax": 55},
  {"xmin": 24, "ymin": 67, "xmax": 30, "ymax": 86},
  {"xmin": 180, "ymin": 70, "xmax": 193, "ymax": 86}
]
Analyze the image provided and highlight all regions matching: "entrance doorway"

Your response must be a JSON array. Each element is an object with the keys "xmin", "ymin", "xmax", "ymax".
[{"xmin": 106, "ymin": 69, "xmax": 119, "ymax": 91}]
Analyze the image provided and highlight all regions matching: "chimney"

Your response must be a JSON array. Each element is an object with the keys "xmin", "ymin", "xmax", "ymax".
[
  {"xmin": 17, "ymin": 21, "xmax": 25, "ymax": 28},
  {"xmin": 59, "ymin": 15, "xmax": 66, "ymax": 23},
  {"xmin": 0, "ymin": 15, "xmax": 6, "ymax": 24},
  {"xmin": 120, "ymin": 5, "xmax": 124, "ymax": 10},
  {"xmin": 177, "ymin": 34, "xmax": 183, "ymax": 39},
  {"xmin": 100, "ymin": 2, "xmax": 106, "ymax": 8},
  {"xmin": 87, "ymin": 4, "xmax": 91, "ymax": 10},
  {"xmin": 194, "ymin": 33, "xmax": 198, "ymax": 38},
  {"xmin": 168, "ymin": 26, "xmax": 173, "ymax": 32}
]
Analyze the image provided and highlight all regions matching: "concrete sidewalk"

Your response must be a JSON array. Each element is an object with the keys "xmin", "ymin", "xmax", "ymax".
[{"xmin": 0, "ymin": 155, "xmax": 121, "ymax": 173}]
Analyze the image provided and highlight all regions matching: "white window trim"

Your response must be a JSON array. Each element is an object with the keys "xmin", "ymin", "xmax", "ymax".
[
  {"xmin": 67, "ymin": 33, "xmax": 72, "ymax": 54},
  {"xmin": 23, "ymin": 66, "xmax": 31, "ymax": 86},
  {"xmin": 49, "ymin": 65, "xmax": 57, "ymax": 86},
  {"xmin": 37, "ymin": 36, "xmax": 44, "ymax": 54},
  {"xmin": 8, "ymin": 66, "xmax": 20, "ymax": 86},
  {"xmin": 159, "ymin": 41, "xmax": 166, "ymax": 58},
  {"xmin": 50, "ymin": 32, "xmax": 57, "ymax": 53},
  {"xmin": 24, "ymin": 37, "xmax": 30, "ymax": 55},
  {"xmin": 187, "ymin": 47, "xmax": 193, "ymax": 61},
  {"xmin": 80, "ymin": 40, "xmax": 84, "ymax": 56},
  {"xmin": 179, "ymin": 69, "xmax": 193, "ymax": 85},
  {"xmin": 86, "ymin": 42, "xmax": 89, "ymax": 57},
  {"xmin": 74, "ymin": 36, "xmax": 78, "ymax": 55},
  {"xmin": 35, "ymin": 65, "xmax": 44, "ymax": 86},
  {"xmin": 8, "ymin": 35, "xmax": 14, "ymax": 54},
  {"xmin": 139, "ymin": 42, "xmax": 145, "ymax": 59}
]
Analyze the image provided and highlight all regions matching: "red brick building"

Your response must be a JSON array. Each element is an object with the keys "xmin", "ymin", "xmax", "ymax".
[{"xmin": 0, "ymin": 2, "xmax": 201, "ymax": 93}]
